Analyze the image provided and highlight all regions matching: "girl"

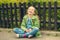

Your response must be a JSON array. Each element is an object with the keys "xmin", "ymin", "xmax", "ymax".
[{"xmin": 13, "ymin": 6, "xmax": 41, "ymax": 38}]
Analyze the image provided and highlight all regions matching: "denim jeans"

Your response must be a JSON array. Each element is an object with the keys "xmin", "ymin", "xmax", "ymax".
[{"xmin": 13, "ymin": 27, "xmax": 39, "ymax": 38}]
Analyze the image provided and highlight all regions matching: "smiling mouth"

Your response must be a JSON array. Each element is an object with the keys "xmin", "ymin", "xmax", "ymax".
[{"xmin": 29, "ymin": 11, "xmax": 32, "ymax": 13}]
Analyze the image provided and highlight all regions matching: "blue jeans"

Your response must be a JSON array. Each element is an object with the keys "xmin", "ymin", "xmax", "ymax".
[{"xmin": 13, "ymin": 27, "xmax": 39, "ymax": 38}]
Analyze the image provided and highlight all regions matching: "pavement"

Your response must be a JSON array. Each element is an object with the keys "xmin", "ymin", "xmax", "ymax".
[{"xmin": 0, "ymin": 28, "xmax": 60, "ymax": 40}]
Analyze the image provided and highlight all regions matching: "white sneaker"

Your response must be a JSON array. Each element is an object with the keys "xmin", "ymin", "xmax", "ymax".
[
  {"xmin": 28, "ymin": 35, "xmax": 33, "ymax": 38},
  {"xmin": 16, "ymin": 34, "xmax": 19, "ymax": 38}
]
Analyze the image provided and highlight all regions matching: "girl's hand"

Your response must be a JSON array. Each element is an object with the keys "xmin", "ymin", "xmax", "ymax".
[
  {"xmin": 29, "ymin": 29, "xmax": 32, "ymax": 32},
  {"xmin": 25, "ymin": 29, "xmax": 29, "ymax": 32},
  {"xmin": 25, "ymin": 29, "xmax": 32, "ymax": 32}
]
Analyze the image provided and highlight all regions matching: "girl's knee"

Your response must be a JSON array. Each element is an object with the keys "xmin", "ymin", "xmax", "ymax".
[
  {"xmin": 13, "ymin": 28, "xmax": 25, "ymax": 34},
  {"xmin": 32, "ymin": 27, "xmax": 39, "ymax": 32},
  {"xmin": 33, "ymin": 27, "xmax": 39, "ymax": 31},
  {"xmin": 13, "ymin": 28, "xmax": 19, "ymax": 32}
]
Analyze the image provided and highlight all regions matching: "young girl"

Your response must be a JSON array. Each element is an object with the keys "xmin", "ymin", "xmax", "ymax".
[{"xmin": 13, "ymin": 6, "xmax": 41, "ymax": 38}]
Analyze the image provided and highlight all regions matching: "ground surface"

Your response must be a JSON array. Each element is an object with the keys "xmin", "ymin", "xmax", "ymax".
[{"xmin": 0, "ymin": 28, "xmax": 60, "ymax": 40}]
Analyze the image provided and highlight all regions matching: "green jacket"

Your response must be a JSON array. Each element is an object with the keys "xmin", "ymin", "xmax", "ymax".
[{"xmin": 21, "ymin": 15, "xmax": 41, "ymax": 37}]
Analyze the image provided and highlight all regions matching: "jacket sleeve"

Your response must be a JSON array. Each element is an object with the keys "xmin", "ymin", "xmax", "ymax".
[
  {"xmin": 21, "ymin": 16, "xmax": 26, "ymax": 31},
  {"xmin": 32, "ymin": 16, "xmax": 40, "ymax": 29}
]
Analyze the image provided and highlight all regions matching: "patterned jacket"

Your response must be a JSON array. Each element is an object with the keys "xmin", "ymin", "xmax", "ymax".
[{"xmin": 21, "ymin": 15, "xmax": 41, "ymax": 37}]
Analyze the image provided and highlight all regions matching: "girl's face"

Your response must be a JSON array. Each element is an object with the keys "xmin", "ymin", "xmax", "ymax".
[{"xmin": 27, "ymin": 6, "xmax": 35, "ymax": 15}]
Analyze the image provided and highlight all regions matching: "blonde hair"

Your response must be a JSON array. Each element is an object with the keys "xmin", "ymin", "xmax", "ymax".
[
  {"xmin": 26, "ymin": 6, "xmax": 40, "ymax": 20},
  {"xmin": 26, "ymin": 6, "xmax": 38, "ymax": 15},
  {"xmin": 26, "ymin": 6, "xmax": 40, "ymax": 22}
]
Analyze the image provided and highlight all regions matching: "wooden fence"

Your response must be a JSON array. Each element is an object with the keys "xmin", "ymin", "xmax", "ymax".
[{"xmin": 0, "ymin": 1, "xmax": 60, "ymax": 30}]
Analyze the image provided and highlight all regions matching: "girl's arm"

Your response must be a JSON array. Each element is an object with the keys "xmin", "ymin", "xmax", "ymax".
[
  {"xmin": 21, "ymin": 15, "xmax": 32, "ymax": 32},
  {"xmin": 32, "ymin": 16, "xmax": 40, "ymax": 29},
  {"xmin": 21, "ymin": 16, "xmax": 26, "ymax": 31}
]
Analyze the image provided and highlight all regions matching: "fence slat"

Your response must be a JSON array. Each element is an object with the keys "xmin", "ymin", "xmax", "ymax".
[
  {"xmin": 19, "ymin": 3, "xmax": 25, "ymax": 27},
  {"xmin": 6, "ymin": 3, "xmax": 10, "ymax": 28},
  {"xmin": 14, "ymin": 3, "xmax": 18, "ymax": 27},
  {"xmin": 23, "ymin": 2, "xmax": 26, "ymax": 15},
  {"xmin": 42, "ymin": 2, "xmax": 46, "ymax": 29},
  {"xmin": 2, "ymin": 3, "xmax": 6, "ymax": 28},
  {"xmin": 37, "ymin": 3, "xmax": 41, "ymax": 29},
  {"xmin": 54, "ymin": 2, "xmax": 57, "ymax": 30},
  {"xmin": 0, "ymin": 6, "xmax": 3, "ymax": 27},
  {"xmin": 48, "ymin": 2, "xmax": 52, "ymax": 30},
  {"xmin": 10, "ymin": 3, "xmax": 13, "ymax": 28},
  {"xmin": 0, "ymin": 6, "xmax": 2, "ymax": 27},
  {"xmin": 19, "ymin": 3, "xmax": 21, "ymax": 26},
  {"xmin": 20, "ymin": 3, "xmax": 25, "ymax": 21}
]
